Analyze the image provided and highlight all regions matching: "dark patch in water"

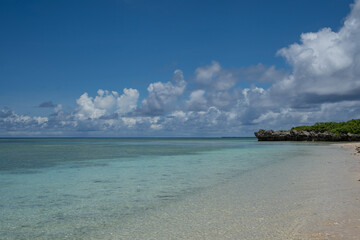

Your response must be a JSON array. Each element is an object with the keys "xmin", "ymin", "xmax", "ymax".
[
  {"xmin": 157, "ymin": 194, "xmax": 176, "ymax": 200},
  {"xmin": 62, "ymin": 193, "xmax": 77, "ymax": 198},
  {"xmin": 0, "ymin": 138, "xmax": 240, "ymax": 172},
  {"xmin": 20, "ymin": 224, "xmax": 31, "ymax": 228},
  {"xmin": 54, "ymin": 213, "xmax": 66, "ymax": 221},
  {"xmin": 9, "ymin": 169, "xmax": 41, "ymax": 174},
  {"xmin": 91, "ymin": 163, "xmax": 108, "ymax": 167},
  {"xmin": 93, "ymin": 179, "xmax": 112, "ymax": 184}
]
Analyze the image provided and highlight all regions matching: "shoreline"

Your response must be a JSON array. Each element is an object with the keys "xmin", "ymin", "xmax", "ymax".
[
  {"xmin": 107, "ymin": 142, "xmax": 360, "ymax": 239},
  {"xmin": 298, "ymin": 142, "xmax": 360, "ymax": 239},
  {"xmin": 2, "ymin": 140, "xmax": 359, "ymax": 239},
  {"xmin": 335, "ymin": 142, "xmax": 360, "ymax": 156},
  {"xmin": 335, "ymin": 142, "xmax": 360, "ymax": 182}
]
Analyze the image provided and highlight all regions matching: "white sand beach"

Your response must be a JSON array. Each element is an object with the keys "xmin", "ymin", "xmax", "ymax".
[{"xmin": 295, "ymin": 143, "xmax": 360, "ymax": 239}]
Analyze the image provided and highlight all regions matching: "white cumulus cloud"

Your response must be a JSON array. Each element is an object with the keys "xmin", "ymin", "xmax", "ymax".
[
  {"xmin": 141, "ymin": 70, "xmax": 186, "ymax": 114},
  {"xmin": 76, "ymin": 88, "xmax": 139, "ymax": 120},
  {"xmin": 276, "ymin": 0, "xmax": 360, "ymax": 99}
]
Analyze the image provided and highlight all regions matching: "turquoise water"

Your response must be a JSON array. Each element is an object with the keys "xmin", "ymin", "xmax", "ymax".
[{"xmin": 0, "ymin": 138, "xmax": 334, "ymax": 239}]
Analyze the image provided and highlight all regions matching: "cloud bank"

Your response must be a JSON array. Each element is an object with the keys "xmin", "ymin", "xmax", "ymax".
[{"xmin": 1, "ymin": 0, "xmax": 360, "ymax": 136}]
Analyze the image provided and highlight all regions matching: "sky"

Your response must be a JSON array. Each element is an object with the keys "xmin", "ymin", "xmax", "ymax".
[{"xmin": 1, "ymin": 0, "xmax": 360, "ymax": 137}]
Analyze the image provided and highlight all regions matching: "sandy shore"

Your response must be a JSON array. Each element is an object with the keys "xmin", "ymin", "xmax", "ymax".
[
  {"xmin": 336, "ymin": 142, "xmax": 360, "ymax": 155},
  {"xmin": 297, "ymin": 143, "xmax": 360, "ymax": 240},
  {"xmin": 101, "ymin": 143, "xmax": 360, "ymax": 240},
  {"xmin": 336, "ymin": 142, "xmax": 360, "ymax": 183}
]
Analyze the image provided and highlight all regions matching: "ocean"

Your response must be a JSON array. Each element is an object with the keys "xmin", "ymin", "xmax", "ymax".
[{"xmin": 0, "ymin": 138, "xmax": 353, "ymax": 239}]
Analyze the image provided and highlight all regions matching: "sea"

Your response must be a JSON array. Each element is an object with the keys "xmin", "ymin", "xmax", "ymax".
[{"xmin": 0, "ymin": 138, "xmax": 353, "ymax": 239}]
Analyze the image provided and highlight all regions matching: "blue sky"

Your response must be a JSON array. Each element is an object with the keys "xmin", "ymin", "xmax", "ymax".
[{"xmin": 1, "ymin": 0, "xmax": 360, "ymax": 136}]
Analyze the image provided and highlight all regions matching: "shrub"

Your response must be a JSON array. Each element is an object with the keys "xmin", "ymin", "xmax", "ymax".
[{"xmin": 290, "ymin": 119, "xmax": 360, "ymax": 135}]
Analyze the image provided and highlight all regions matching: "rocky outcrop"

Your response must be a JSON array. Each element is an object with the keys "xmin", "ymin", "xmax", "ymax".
[{"xmin": 254, "ymin": 129, "xmax": 360, "ymax": 141}]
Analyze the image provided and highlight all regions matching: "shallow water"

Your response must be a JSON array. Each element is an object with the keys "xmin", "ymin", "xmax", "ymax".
[{"xmin": 0, "ymin": 138, "xmax": 352, "ymax": 239}]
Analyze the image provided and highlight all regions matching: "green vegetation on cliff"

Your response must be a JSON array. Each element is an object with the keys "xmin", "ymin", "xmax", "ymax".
[{"xmin": 291, "ymin": 119, "xmax": 360, "ymax": 135}]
